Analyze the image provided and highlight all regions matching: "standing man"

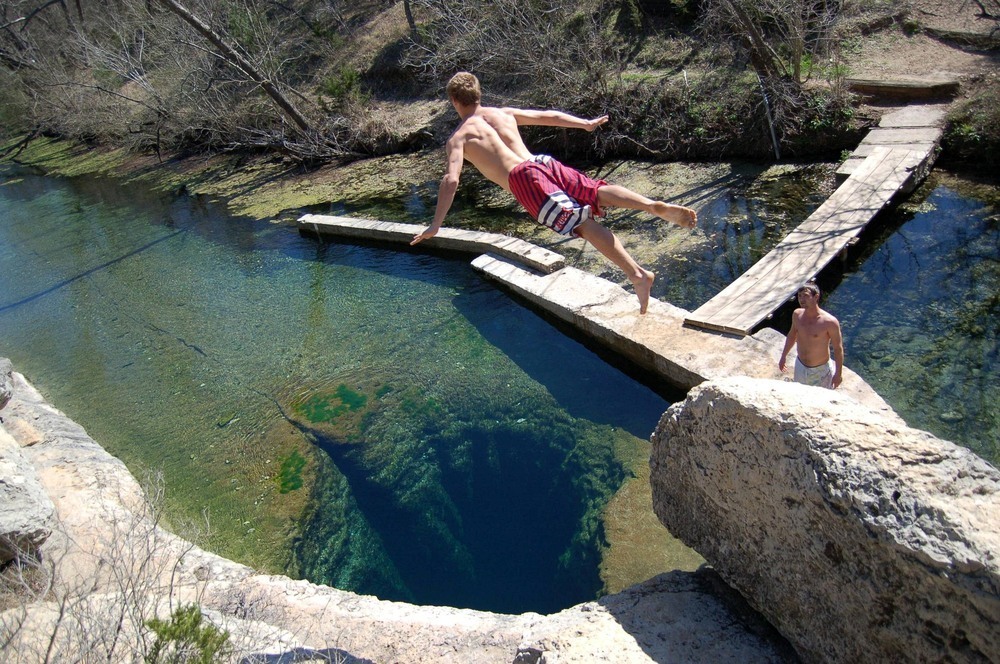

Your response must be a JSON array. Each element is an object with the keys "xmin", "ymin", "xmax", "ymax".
[
  {"xmin": 411, "ymin": 71, "xmax": 697, "ymax": 314},
  {"xmin": 778, "ymin": 281, "xmax": 844, "ymax": 389}
]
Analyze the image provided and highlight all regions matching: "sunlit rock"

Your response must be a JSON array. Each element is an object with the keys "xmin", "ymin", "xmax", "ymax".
[
  {"xmin": 1, "ymin": 428, "xmax": 54, "ymax": 563},
  {"xmin": 651, "ymin": 377, "xmax": 1000, "ymax": 663}
]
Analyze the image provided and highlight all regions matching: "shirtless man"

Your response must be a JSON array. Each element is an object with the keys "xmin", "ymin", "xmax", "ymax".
[
  {"xmin": 411, "ymin": 71, "xmax": 697, "ymax": 314},
  {"xmin": 778, "ymin": 281, "xmax": 844, "ymax": 389}
]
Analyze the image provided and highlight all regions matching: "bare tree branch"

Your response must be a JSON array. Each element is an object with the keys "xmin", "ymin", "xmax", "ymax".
[{"xmin": 152, "ymin": 0, "xmax": 314, "ymax": 135}]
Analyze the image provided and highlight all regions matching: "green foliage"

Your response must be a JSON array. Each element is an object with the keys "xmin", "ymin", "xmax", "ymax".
[
  {"xmin": 613, "ymin": 0, "xmax": 644, "ymax": 34},
  {"xmin": 145, "ymin": 604, "xmax": 230, "ymax": 664},
  {"xmin": 92, "ymin": 67, "xmax": 125, "ymax": 90},
  {"xmin": 276, "ymin": 450, "xmax": 308, "ymax": 493},
  {"xmin": 226, "ymin": 4, "xmax": 262, "ymax": 50},
  {"xmin": 804, "ymin": 90, "xmax": 854, "ymax": 132},
  {"xmin": 944, "ymin": 83, "xmax": 1000, "ymax": 171},
  {"xmin": 0, "ymin": 72, "xmax": 30, "ymax": 138},
  {"xmin": 320, "ymin": 67, "xmax": 368, "ymax": 109}
]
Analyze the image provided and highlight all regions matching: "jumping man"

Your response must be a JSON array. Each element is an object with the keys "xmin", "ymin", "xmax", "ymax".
[{"xmin": 411, "ymin": 72, "xmax": 697, "ymax": 314}]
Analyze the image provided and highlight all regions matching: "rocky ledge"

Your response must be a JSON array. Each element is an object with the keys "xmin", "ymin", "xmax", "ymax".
[
  {"xmin": 652, "ymin": 377, "xmax": 999, "ymax": 663},
  {"xmin": 2, "ymin": 359, "xmax": 998, "ymax": 663}
]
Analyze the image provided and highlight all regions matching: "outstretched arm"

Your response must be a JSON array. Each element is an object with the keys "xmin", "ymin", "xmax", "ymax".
[
  {"xmin": 503, "ymin": 108, "xmax": 608, "ymax": 132},
  {"xmin": 411, "ymin": 137, "xmax": 464, "ymax": 245}
]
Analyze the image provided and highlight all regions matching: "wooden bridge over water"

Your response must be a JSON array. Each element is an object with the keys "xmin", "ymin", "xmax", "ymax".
[{"xmin": 683, "ymin": 102, "xmax": 949, "ymax": 336}]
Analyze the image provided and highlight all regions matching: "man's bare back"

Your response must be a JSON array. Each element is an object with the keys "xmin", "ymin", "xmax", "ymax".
[{"xmin": 447, "ymin": 110, "xmax": 526, "ymax": 191}]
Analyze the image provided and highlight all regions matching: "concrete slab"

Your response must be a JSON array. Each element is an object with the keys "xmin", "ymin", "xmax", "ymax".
[
  {"xmin": 298, "ymin": 214, "xmax": 565, "ymax": 274},
  {"xmin": 471, "ymin": 254, "xmax": 898, "ymax": 419},
  {"xmin": 879, "ymin": 104, "xmax": 950, "ymax": 128}
]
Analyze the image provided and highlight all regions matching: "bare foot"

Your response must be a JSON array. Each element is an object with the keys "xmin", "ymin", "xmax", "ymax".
[
  {"xmin": 631, "ymin": 269, "xmax": 655, "ymax": 314},
  {"xmin": 651, "ymin": 201, "xmax": 697, "ymax": 229}
]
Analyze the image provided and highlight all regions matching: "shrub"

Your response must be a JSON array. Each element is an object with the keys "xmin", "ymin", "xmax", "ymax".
[
  {"xmin": 146, "ymin": 604, "xmax": 231, "ymax": 664},
  {"xmin": 943, "ymin": 80, "xmax": 1000, "ymax": 172}
]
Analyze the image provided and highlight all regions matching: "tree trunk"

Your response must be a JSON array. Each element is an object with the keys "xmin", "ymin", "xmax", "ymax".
[
  {"xmin": 153, "ymin": 0, "xmax": 314, "ymax": 135},
  {"xmin": 403, "ymin": 0, "xmax": 416, "ymax": 35}
]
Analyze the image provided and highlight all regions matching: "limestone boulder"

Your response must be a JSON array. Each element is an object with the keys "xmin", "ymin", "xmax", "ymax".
[
  {"xmin": 0, "ymin": 426, "xmax": 55, "ymax": 562},
  {"xmin": 650, "ymin": 377, "xmax": 1000, "ymax": 664},
  {"xmin": 0, "ymin": 357, "xmax": 12, "ymax": 411}
]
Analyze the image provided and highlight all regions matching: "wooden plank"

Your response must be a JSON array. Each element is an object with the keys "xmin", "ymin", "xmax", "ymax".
[
  {"xmin": 858, "ymin": 127, "xmax": 942, "ymax": 146},
  {"xmin": 686, "ymin": 148, "xmax": 926, "ymax": 334},
  {"xmin": 681, "ymin": 144, "xmax": 896, "ymax": 317},
  {"xmin": 923, "ymin": 27, "xmax": 1000, "ymax": 50},
  {"xmin": 837, "ymin": 143, "xmax": 936, "ymax": 178},
  {"xmin": 845, "ymin": 78, "xmax": 960, "ymax": 101},
  {"xmin": 716, "ymin": 150, "xmax": 919, "ymax": 328},
  {"xmin": 709, "ymin": 151, "xmax": 917, "ymax": 330},
  {"xmin": 842, "ymin": 142, "xmax": 936, "ymax": 158},
  {"xmin": 836, "ymin": 156, "xmax": 869, "ymax": 179}
]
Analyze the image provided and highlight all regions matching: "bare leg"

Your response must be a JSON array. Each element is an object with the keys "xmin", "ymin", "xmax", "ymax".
[
  {"xmin": 597, "ymin": 184, "xmax": 697, "ymax": 228},
  {"xmin": 575, "ymin": 218, "xmax": 655, "ymax": 314}
]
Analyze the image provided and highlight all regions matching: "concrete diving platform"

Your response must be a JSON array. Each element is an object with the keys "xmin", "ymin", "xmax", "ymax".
[{"xmin": 298, "ymin": 214, "xmax": 565, "ymax": 274}]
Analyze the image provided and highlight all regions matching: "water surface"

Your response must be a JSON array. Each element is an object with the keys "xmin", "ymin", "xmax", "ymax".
[
  {"xmin": 2, "ymin": 160, "xmax": 994, "ymax": 616},
  {"xmin": 0, "ymin": 165, "xmax": 674, "ymax": 614},
  {"xmin": 824, "ymin": 172, "xmax": 999, "ymax": 465}
]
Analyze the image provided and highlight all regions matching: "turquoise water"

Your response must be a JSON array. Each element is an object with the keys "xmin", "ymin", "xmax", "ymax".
[
  {"xmin": 2, "ymin": 160, "xmax": 995, "ymax": 616},
  {"xmin": 0, "ymin": 165, "xmax": 671, "ymax": 614}
]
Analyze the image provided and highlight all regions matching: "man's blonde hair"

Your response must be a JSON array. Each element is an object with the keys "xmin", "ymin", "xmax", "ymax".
[{"xmin": 447, "ymin": 72, "xmax": 481, "ymax": 107}]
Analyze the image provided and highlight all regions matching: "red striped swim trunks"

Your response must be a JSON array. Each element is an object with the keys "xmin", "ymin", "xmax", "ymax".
[{"xmin": 507, "ymin": 155, "xmax": 607, "ymax": 236}]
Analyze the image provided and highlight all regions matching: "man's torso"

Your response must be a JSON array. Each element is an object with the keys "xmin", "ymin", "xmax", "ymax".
[{"xmin": 794, "ymin": 307, "xmax": 836, "ymax": 367}]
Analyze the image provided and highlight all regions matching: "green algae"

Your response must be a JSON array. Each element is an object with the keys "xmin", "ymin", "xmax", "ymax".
[
  {"xmin": 6, "ymin": 136, "xmax": 130, "ymax": 178},
  {"xmin": 276, "ymin": 450, "xmax": 308, "ymax": 494},
  {"xmin": 296, "ymin": 385, "xmax": 369, "ymax": 424}
]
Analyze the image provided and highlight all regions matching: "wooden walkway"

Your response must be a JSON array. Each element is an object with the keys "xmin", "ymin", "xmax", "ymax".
[
  {"xmin": 836, "ymin": 103, "xmax": 949, "ymax": 179},
  {"xmin": 684, "ymin": 145, "xmax": 933, "ymax": 336},
  {"xmin": 684, "ymin": 100, "xmax": 949, "ymax": 336}
]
